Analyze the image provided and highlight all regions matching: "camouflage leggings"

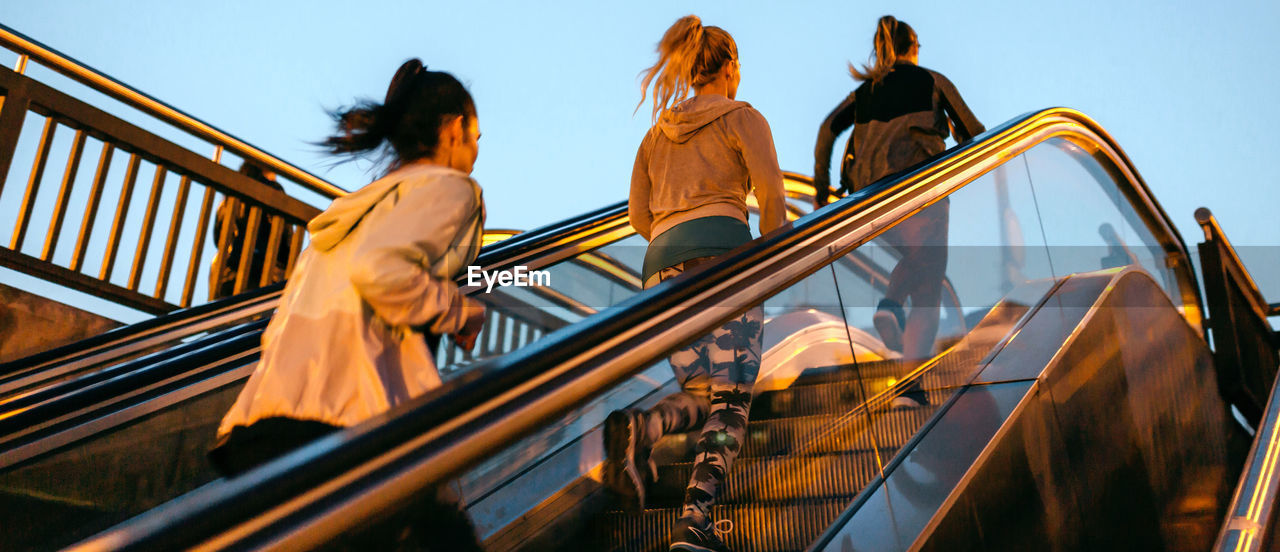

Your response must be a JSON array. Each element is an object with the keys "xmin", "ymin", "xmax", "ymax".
[{"xmin": 642, "ymin": 257, "xmax": 763, "ymax": 522}]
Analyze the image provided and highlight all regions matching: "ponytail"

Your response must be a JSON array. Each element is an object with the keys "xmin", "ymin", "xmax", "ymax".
[
  {"xmin": 849, "ymin": 15, "xmax": 917, "ymax": 83},
  {"xmin": 323, "ymin": 58, "xmax": 476, "ymax": 169},
  {"xmin": 637, "ymin": 15, "xmax": 738, "ymax": 122}
]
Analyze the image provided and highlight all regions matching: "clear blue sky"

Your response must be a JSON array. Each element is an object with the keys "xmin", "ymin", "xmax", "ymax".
[{"xmin": 2, "ymin": 1, "xmax": 1279, "ymax": 301}]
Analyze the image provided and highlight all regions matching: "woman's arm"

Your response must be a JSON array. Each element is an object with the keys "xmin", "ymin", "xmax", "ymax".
[
  {"xmin": 732, "ymin": 108, "xmax": 786, "ymax": 236},
  {"xmin": 348, "ymin": 176, "xmax": 483, "ymax": 336},
  {"xmin": 813, "ymin": 93, "xmax": 857, "ymax": 207},
  {"xmin": 628, "ymin": 131, "xmax": 655, "ymax": 241},
  {"xmin": 934, "ymin": 72, "xmax": 985, "ymax": 142}
]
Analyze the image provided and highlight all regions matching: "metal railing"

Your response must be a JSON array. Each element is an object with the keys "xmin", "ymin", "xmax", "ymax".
[
  {"xmin": 0, "ymin": 65, "xmax": 316, "ymax": 313},
  {"xmin": 0, "ymin": 24, "xmax": 348, "ymax": 316},
  {"xmin": 0, "ymin": 24, "xmax": 344, "ymax": 199},
  {"xmin": 1201, "ymin": 205, "xmax": 1280, "ymax": 551},
  {"xmin": 1197, "ymin": 207, "xmax": 1280, "ymax": 425}
]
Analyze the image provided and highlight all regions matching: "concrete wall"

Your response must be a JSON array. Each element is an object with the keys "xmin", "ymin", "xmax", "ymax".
[{"xmin": 0, "ymin": 283, "xmax": 121, "ymax": 364}]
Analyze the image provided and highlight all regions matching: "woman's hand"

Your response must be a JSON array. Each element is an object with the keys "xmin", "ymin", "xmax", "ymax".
[{"xmin": 450, "ymin": 298, "xmax": 486, "ymax": 352}]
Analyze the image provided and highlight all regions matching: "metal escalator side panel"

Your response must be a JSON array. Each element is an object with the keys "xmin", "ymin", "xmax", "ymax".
[{"xmin": 816, "ymin": 269, "xmax": 1232, "ymax": 551}]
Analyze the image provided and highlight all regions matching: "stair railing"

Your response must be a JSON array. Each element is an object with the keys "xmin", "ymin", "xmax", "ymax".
[
  {"xmin": 1196, "ymin": 207, "xmax": 1280, "ymax": 424},
  {"xmin": 0, "ymin": 25, "xmax": 341, "ymax": 314}
]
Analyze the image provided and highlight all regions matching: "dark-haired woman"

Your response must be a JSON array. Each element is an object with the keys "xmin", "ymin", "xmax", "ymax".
[
  {"xmin": 813, "ymin": 16, "xmax": 984, "ymax": 385},
  {"xmin": 210, "ymin": 59, "xmax": 486, "ymax": 550},
  {"xmin": 608, "ymin": 15, "xmax": 786, "ymax": 552}
]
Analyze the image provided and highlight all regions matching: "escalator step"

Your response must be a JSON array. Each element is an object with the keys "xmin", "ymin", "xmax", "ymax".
[
  {"xmin": 784, "ymin": 350, "xmax": 979, "ymax": 389},
  {"xmin": 752, "ymin": 366, "xmax": 969, "ymax": 421},
  {"xmin": 598, "ymin": 498, "xmax": 850, "ymax": 552},
  {"xmin": 643, "ymin": 449, "xmax": 883, "ymax": 507},
  {"xmin": 753, "ymin": 379, "xmax": 890, "ymax": 420},
  {"xmin": 740, "ymin": 403, "xmax": 938, "ymax": 458},
  {"xmin": 784, "ymin": 359, "xmax": 909, "ymax": 387}
]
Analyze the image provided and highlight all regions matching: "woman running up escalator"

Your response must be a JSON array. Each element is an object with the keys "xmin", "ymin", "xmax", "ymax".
[
  {"xmin": 813, "ymin": 16, "xmax": 985, "ymax": 405},
  {"xmin": 606, "ymin": 14, "xmax": 787, "ymax": 552}
]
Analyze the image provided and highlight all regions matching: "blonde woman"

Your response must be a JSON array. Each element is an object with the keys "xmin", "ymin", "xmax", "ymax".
[
  {"xmin": 607, "ymin": 15, "xmax": 786, "ymax": 552},
  {"xmin": 813, "ymin": 16, "xmax": 984, "ymax": 399}
]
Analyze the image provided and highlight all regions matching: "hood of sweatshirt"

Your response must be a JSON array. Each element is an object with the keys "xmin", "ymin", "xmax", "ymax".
[
  {"xmin": 308, "ymin": 164, "xmax": 467, "ymax": 252},
  {"xmin": 657, "ymin": 94, "xmax": 749, "ymax": 144}
]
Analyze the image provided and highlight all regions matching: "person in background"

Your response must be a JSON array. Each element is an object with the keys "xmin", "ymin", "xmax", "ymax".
[
  {"xmin": 209, "ymin": 58, "xmax": 487, "ymax": 550},
  {"xmin": 813, "ymin": 15, "xmax": 984, "ymax": 406},
  {"xmin": 608, "ymin": 15, "xmax": 786, "ymax": 552},
  {"xmin": 209, "ymin": 162, "xmax": 294, "ymax": 300}
]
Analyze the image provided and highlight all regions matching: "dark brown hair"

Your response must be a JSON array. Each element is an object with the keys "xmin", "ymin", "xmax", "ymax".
[{"xmin": 322, "ymin": 58, "xmax": 476, "ymax": 169}]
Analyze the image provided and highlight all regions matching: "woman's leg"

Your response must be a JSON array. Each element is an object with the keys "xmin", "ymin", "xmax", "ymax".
[
  {"xmin": 875, "ymin": 202, "xmax": 950, "ymax": 359},
  {"xmin": 606, "ymin": 261, "xmax": 712, "ymax": 508},
  {"xmin": 672, "ymin": 305, "xmax": 763, "ymax": 548},
  {"xmin": 898, "ymin": 202, "xmax": 949, "ymax": 360}
]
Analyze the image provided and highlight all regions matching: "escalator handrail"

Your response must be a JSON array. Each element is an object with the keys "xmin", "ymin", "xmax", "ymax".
[
  {"xmin": 0, "ymin": 283, "xmax": 281, "ymax": 381},
  {"xmin": 0, "ymin": 321, "xmax": 268, "ymax": 463},
  {"xmin": 77, "ymin": 108, "xmax": 1201, "ymax": 551},
  {"xmin": 1216, "ymin": 341, "xmax": 1280, "ymax": 551},
  {"xmin": 0, "ymin": 202, "xmax": 633, "ymax": 437},
  {"xmin": 0, "ymin": 319, "xmax": 266, "ymax": 424},
  {"xmin": 0, "ymin": 203, "xmax": 629, "ymax": 387}
]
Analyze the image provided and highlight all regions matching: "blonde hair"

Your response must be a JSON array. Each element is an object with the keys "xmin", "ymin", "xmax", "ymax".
[
  {"xmin": 637, "ymin": 15, "xmax": 738, "ymax": 122},
  {"xmin": 850, "ymin": 15, "xmax": 917, "ymax": 84}
]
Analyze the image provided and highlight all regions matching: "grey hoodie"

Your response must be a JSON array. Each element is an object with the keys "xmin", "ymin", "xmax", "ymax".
[{"xmin": 629, "ymin": 94, "xmax": 786, "ymax": 241}]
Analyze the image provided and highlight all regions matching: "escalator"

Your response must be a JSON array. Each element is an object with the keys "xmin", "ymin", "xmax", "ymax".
[
  {"xmin": 0, "ymin": 176, "xmax": 820, "ymax": 550},
  {"xmin": 69, "ymin": 107, "xmax": 1248, "ymax": 551}
]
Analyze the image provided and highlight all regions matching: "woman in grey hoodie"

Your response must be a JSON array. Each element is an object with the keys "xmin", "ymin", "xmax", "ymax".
[{"xmin": 608, "ymin": 14, "xmax": 786, "ymax": 552}]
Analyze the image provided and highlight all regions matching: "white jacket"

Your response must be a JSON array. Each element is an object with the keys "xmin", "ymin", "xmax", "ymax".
[{"xmin": 217, "ymin": 163, "xmax": 484, "ymax": 435}]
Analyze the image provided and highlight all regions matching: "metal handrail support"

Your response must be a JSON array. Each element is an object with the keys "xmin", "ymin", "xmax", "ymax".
[
  {"xmin": 1216, "ymin": 341, "xmax": 1280, "ymax": 551},
  {"xmin": 1197, "ymin": 207, "xmax": 1280, "ymax": 424},
  {"xmin": 0, "ymin": 64, "xmax": 318, "ymax": 314},
  {"xmin": 0, "ymin": 23, "xmax": 345, "ymax": 199}
]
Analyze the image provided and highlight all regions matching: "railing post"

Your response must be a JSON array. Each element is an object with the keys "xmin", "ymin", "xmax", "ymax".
[
  {"xmin": 1197, "ymin": 206, "xmax": 1280, "ymax": 426},
  {"xmin": 0, "ymin": 77, "xmax": 30, "ymax": 199}
]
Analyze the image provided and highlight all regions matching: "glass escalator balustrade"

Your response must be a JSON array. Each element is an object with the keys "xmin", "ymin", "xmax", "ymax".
[
  {"xmin": 57, "ymin": 110, "xmax": 1213, "ymax": 552},
  {"xmin": 436, "ymin": 134, "xmax": 1198, "ymax": 551}
]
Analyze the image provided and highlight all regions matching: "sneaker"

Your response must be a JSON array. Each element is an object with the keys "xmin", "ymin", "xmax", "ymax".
[
  {"xmin": 669, "ymin": 516, "xmax": 733, "ymax": 552},
  {"xmin": 890, "ymin": 382, "xmax": 930, "ymax": 409},
  {"xmin": 604, "ymin": 409, "xmax": 653, "ymax": 511},
  {"xmin": 874, "ymin": 298, "xmax": 906, "ymax": 353}
]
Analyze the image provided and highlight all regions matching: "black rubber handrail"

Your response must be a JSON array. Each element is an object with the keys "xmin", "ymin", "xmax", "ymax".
[
  {"xmin": 0, "ymin": 320, "xmax": 265, "ymax": 423},
  {"xmin": 474, "ymin": 201, "xmax": 627, "ymax": 267},
  {"xmin": 0, "ymin": 200, "xmax": 632, "ymax": 466},
  {"xmin": 0, "ymin": 322, "xmax": 267, "ymax": 454},
  {"xmin": 0, "ymin": 200, "xmax": 628, "ymax": 392},
  {"xmin": 76, "ymin": 108, "xmax": 1198, "ymax": 551},
  {"xmin": 0, "ymin": 282, "xmax": 281, "ymax": 380}
]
